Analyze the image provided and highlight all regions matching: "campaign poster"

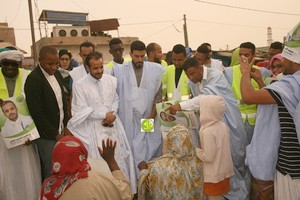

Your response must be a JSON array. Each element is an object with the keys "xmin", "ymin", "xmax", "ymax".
[
  {"xmin": 156, "ymin": 100, "xmax": 199, "ymax": 132},
  {"xmin": 0, "ymin": 95, "xmax": 39, "ymax": 149}
]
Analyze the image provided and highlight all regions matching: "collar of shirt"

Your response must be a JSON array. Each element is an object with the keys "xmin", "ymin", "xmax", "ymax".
[
  {"xmin": 39, "ymin": 65, "xmax": 53, "ymax": 78},
  {"xmin": 39, "ymin": 65, "xmax": 64, "ymax": 134},
  {"xmin": 198, "ymin": 66, "xmax": 208, "ymax": 90},
  {"xmin": 87, "ymin": 73, "xmax": 101, "ymax": 83}
]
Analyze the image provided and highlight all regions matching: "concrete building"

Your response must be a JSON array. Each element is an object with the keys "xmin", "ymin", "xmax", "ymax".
[
  {"xmin": 34, "ymin": 10, "xmax": 138, "ymax": 64},
  {"xmin": 0, "ymin": 23, "xmax": 16, "ymax": 45},
  {"xmin": 0, "ymin": 23, "xmax": 26, "ymax": 53}
]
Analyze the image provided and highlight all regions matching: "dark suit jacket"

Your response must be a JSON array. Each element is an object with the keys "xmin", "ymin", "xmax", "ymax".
[{"xmin": 25, "ymin": 66, "xmax": 69, "ymax": 140}]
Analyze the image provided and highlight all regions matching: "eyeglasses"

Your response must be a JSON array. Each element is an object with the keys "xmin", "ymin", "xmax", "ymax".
[
  {"xmin": 60, "ymin": 58, "xmax": 70, "ymax": 61},
  {"xmin": 272, "ymin": 64, "xmax": 283, "ymax": 69},
  {"xmin": 1, "ymin": 60, "xmax": 19, "ymax": 68}
]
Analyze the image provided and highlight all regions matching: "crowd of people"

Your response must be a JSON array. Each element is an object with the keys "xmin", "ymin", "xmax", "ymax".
[{"xmin": 0, "ymin": 21, "xmax": 299, "ymax": 200}]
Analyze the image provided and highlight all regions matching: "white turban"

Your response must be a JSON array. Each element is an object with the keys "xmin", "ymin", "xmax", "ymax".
[
  {"xmin": 282, "ymin": 22, "xmax": 300, "ymax": 64},
  {"xmin": 0, "ymin": 50, "xmax": 24, "ymax": 62}
]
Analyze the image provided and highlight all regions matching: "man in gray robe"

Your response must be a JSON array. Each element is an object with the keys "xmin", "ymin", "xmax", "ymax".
[{"xmin": 112, "ymin": 40, "xmax": 165, "ymax": 178}]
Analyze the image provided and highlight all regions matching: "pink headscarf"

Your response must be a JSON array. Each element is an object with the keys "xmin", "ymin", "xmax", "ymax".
[{"xmin": 269, "ymin": 53, "xmax": 283, "ymax": 68}]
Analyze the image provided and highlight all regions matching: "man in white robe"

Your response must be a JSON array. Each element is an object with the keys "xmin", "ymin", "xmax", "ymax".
[
  {"xmin": 194, "ymin": 44, "xmax": 225, "ymax": 72},
  {"xmin": 1, "ymin": 100, "xmax": 33, "ymax": 137},
  {"xmin": 112, "ymin": 40, "xmax": 165, "ymax": 178},
  {"xmin": 168, "ymin": 57, "xmax": 251, "ymax": 200},
  {"xmin": 69, "ymin": 41, "xmax": 95, "ymax": 85},
  {"xmin": 67, "ymin": 51, "xmax": 136, "ymax": 193}
]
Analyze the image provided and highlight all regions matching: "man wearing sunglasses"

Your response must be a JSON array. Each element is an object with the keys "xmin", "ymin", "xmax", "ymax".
[
  {"xmin": 0, "ymin": 50, "xmax": 41, "ymax": 200},
  {"xmin": 0, "ymin": 50, "xmax": 30, "ymax": 99},
  {"xmin": 104, "ymin": 38, "xmax": 131, "ymax": 74}
]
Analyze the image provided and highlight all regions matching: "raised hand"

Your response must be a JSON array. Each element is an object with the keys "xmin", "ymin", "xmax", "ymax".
[{"xmin": 98, "ymin": 138, "xmax": 120, "ymax": 171}]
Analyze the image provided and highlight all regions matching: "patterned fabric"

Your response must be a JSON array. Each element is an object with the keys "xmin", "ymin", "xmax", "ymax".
[
  {"xmin": 138, "ymin": 124, "xmax": 205, "ymax": 200},
  {"xmin": 40, "ymin": 136, "xmax": 91, "ymax": 200}
]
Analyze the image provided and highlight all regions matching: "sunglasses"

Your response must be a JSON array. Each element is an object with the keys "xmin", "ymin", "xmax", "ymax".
[
  {"xmin": 1, "ymin": 60, "xmax": 19, "ymax": 68},
  {"xmin": 111, "ymin": 47, "xmax": 124, "ymax": 52}
]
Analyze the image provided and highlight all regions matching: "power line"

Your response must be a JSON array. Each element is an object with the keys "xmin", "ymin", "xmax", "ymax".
[
  {"xmin": 121, "ymin": 20, "xmax": 180, "ymax": 26},
  {"xmin": 68, "ymin": 0, "xmax": 98, "ymax": 19},
  {"xmin": 188, "ymin": 19, "xmax": 290, "ymax": 30},
  {"xmin": 9, "ymin": 0, "xmax": 22, "ymax": 24},
  {"xmin": 141, "ymin": 20, "xmax": 182, "ymax": 40},
  {"xmin": 194, "ymin": 0, "xmax": 300, "ymax": 16}
]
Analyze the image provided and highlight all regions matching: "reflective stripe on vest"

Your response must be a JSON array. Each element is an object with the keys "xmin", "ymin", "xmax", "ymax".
[
  {"xmin": 165, "ymin": 65, "xmax": 190, "ymax": 101},
  {"xmin": 231, "ymin": 65, "xmax": 259, "ymax": 125},
  {"xmin": 241, "ymin": 113, "xmax": 256, "ymax": 119},
  {"xmin": 161, "ymin": 62, "xmax": 169, "ymax": 98},
  {"xmin": 0, "ymin": 68, "xmax": 29, "ymax": 99}
]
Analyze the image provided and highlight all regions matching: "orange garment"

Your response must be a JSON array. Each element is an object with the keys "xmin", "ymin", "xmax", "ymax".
[
  {"xmin": 204, "ymin": 177, "xmax": 230, "ymax": 195},
  {"xmin": 256, "ymin": 61, "xmax": 269, "ymax": 69}
]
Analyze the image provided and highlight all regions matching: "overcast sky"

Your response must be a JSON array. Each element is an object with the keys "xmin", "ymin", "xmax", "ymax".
[{"xmin": 1, "ymin": 0, "xmax": 299, "ymax": 55}]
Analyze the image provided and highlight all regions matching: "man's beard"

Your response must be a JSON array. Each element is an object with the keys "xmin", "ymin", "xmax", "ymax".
[
  {"xmin": 154, "ymin": 57, "xmax": 161, "ymax": 64},
  {"xmin": 134, "ymin": 62, "xmax": 143, "ymax": 68}
]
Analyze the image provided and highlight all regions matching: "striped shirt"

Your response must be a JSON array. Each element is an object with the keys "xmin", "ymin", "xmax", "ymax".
[{"xmin": 268, "ymin": 89, "xmax": 300, "ymax": 179}]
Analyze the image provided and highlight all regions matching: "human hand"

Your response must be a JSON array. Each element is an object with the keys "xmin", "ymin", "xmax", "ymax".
[
  {"xmin": 166, "ymin": 104, "xmax": 181, "ymax": 115},
  {"xmin": 146, "ymin": 114, "xmax": 155, "ymax": 119},
  {"xmin": 64, "ymin": 127, "xmax": 73, "ymax": 136},
  {"xmin": 104, "ymin": 111, "xmax": 116, "ymax": 125},
  {"xmin": 24, "ymin": 139, "xmax": 31, "ymax": 146},
  {"xmin": 239, "ymin": 55, "xmax": 255, "ymax": 75},
  {"xmin": 102, "ymin": 119, "xmax": 114, "ymax": 127},
  {"xmin": 250, "ymin": 68, "xmax": 263, "ymax": 82},
  {"xmin": 55, "ymin": 134, "xmax": 64, "ymax": 141},
  {"xmin": 98, "ymin": 139, "xmax": 120, "ymax": 171},
  {"xmin": 98, "ymin": 138, "xmax": 116, "ymax": 163},
  {"xmin": 138, "ymin": 161, "xmax": 148, "ymax": 170}
]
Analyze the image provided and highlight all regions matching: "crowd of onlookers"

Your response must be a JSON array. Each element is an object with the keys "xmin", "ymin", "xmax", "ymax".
[{"xmin": 0, "ymin": 21, "xmax": 300, "ymax": 200}]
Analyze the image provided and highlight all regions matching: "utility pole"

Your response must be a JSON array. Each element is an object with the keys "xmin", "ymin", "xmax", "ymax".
[
  {"xmin": 28, "ymin": 0, "xmax": 37, "ymax": 66},
  {"xmin": 183, "ymin": 14, "xmax": 189, "ymax": 47}
]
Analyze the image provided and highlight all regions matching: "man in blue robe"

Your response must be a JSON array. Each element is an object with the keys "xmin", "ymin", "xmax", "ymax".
[
  {"xmin": 169, "ymin": 57, "xmax": 251, "ymax": 200},
  {"xmin": 240, "ymin": 22, "xmax": 300, "ymax": 200}
]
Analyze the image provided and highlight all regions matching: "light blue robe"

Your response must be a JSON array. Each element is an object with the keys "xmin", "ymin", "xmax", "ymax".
[
  {"xmin": 112, "ymin": 61, "xmax": 165, "ymax": 178},
  {"xmin": 224, "ymin": 66, "xmax": 272, "ymax": 143},
  {"xmin": 189, "ymin": 68, "xmax": 251, "ymax": 200},
  {"xmin": 246, "ymin": 70, "xmax": 300, "ymax": 181}
]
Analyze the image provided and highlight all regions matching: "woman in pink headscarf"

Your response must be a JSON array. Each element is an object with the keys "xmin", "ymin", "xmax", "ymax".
[
  {"xmin": 264, "ymin": 53, "xmax": 284, "ymax": 84},
  {"xmin": 269, "ymin": 53, "xmax": 284, "ymax": 78}
]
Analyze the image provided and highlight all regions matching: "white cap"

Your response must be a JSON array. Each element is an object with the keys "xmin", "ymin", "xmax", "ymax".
[
  {"xmin": 0, "ymin": 50, "xmax": 24, "ymax": 62},
  {"xmin": 282, "ymin": 22, "xmax": 300, "ymax": 64}
]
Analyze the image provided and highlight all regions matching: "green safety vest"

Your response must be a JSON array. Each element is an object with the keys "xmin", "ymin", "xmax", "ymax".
[
  {"xmin": 161, "ymin": 60, "xmax": 169, "ymax": 98},
  {"xmin": 231, "ymin": 65, "xmax": 259, "ymax": 125},
  {"xmin": 164, "ymin": 65, "xmax": 190, "ymax": 101},
  {"xmin": 106, "ymin": 57, "xmax": 132, "ymax": 69},
  {"xmin": 0, "ymin": 68, "xmax": 30, "ymax": 99}
]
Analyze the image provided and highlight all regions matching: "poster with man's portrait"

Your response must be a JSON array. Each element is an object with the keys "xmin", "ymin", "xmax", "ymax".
[
  {"xmin": 156, "ymin": 100, "xmax": 199, "ymax": 132},
  {"xmin": 0, "ymin": 95, "xmax": 39, "ymax": 149}
]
